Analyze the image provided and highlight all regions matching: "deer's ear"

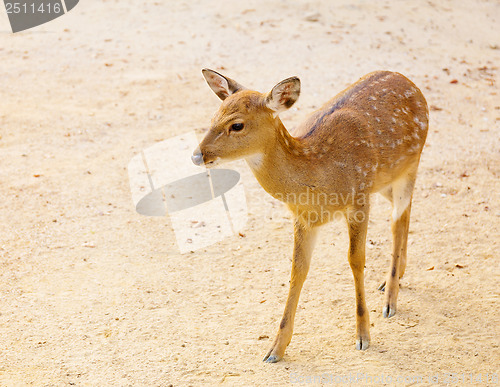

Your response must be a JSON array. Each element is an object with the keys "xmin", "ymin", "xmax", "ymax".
[
  {"xmin": 202, "ymin": 69, "xmax": 246, "ymax": 100},
  {"xmin": 265, "ymin": 77, "xmax": 300, "ymax": 113}
]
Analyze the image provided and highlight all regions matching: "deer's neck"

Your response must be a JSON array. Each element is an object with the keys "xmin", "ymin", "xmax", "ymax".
[{"xmin": 245, "ymin": 118, "xmax": 315, "ymax": 200}]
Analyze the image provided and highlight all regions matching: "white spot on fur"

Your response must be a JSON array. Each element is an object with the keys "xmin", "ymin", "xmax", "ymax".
[
  {"xmin": 375, "ymin": 117, "xmax": 381, "ymax": 122},
  {"xmin": 372, "ymin": 105, "xmax": 378, "ymax": 110},
  {"xmin": 369, "ymin": 96, "xmax": 377, "ymax": 101},
  {"xmin": 409, "ymin": 144, "xmax": 421, "ymax": 153},
  {"xmin": 414, "ymin": 116, "xmax": 426, "ymax": 130}
]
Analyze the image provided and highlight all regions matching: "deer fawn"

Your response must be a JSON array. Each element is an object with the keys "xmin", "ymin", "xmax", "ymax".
[{"xmin": 192, "ymin": 69, "xmax": 428, "ymax": 363}]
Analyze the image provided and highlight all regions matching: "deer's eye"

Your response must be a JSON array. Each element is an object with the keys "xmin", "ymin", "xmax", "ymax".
[{"xmin": 230, "ymin": 123, "xmax": 244, "ymax": 132}]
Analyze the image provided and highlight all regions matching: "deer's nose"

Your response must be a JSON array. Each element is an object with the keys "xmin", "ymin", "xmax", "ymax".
[{"xmin": 191, "ymin": 149, "xmax": 204, "ymax": 166}]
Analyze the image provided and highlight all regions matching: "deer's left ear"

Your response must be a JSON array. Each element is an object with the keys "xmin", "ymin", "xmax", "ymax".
[
  {"xmin": 265, "ymin": 77, "xmax": 300, "ymax": 113},
  {"xmin": 202, "ymin": 69, "xmax": 246, "ymax": 100}
]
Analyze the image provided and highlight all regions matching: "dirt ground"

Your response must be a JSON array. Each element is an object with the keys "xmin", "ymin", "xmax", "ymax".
[{"xmin": 1, "ymin": 0, "xmax": 499, "ymax": 386}]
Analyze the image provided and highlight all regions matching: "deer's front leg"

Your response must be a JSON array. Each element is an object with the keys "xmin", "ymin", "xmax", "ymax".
[
  {"xmin": 263, "ymin": 220, "xmax": 318, "ymax": 363},
  {"xmin": 346, "ymin": 207, "xmax": 371, "ymax": 350}
]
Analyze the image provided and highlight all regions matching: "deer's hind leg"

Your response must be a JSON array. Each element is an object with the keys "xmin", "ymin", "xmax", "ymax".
[
  {"xmin": 346, "ymin": 205, "xmax": 371, "ymax": 350},
  {"xmin": 380, "ymin": 170, "xmax": 417, "ymax": 318}
]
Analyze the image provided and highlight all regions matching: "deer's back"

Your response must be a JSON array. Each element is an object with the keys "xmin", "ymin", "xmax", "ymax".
[{"xmin": 293, "ymin": 71, "xmax": 429, "ymax": 192}]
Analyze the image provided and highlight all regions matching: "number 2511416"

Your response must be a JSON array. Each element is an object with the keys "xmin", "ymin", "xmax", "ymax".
[{"xmin": 5, "ymin": 2, "xmax": 63, "ymax": 14}]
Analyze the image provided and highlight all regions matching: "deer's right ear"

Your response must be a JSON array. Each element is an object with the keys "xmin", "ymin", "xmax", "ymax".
[
  {"xmin": 202, "ymin": 69, "xmax": 246, "ymax": 101},
  {"xmin": 265, "ymin": 77, "xmax": 301, "ymax": 113}
]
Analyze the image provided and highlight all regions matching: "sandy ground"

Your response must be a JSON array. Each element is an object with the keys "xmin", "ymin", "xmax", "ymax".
[{"xmin": 1, "ymin": 0, "xmax": 499, "ymax": 385}]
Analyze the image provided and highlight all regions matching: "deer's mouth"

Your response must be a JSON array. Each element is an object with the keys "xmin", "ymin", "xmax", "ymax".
[
  {"xmin": 191, "ymin": 149, "xmax": 221, "ymax": 167},
  {"xmin": 204, "ymin": 156, "xmax": 222, "ymax": 167}
]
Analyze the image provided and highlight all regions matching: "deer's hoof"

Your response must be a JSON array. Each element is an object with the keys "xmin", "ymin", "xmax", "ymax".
[
  {"xmin": 383, "ymin": 304, "xmax": 397, "ymax": 318},
  {"xmin": 356, "ymin": 337, "xmax": 370, "ymax": 351},
  {"xmin": 263, "ymin": 345, "xmax": 283, "ymax": 363},
  {"xmin": 263, "ymin": 354, "xmax": 282, "ymax": 363}
]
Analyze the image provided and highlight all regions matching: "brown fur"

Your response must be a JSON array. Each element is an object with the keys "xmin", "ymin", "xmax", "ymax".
[{"xmin": 194, "ymin": 69, "xmax": 429, "ymax": 363}]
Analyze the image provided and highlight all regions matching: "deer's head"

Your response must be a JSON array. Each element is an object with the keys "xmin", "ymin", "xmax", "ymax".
[{"xmin": 192, "ymin": 69, "xmax": 300, "ymax": 166}]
